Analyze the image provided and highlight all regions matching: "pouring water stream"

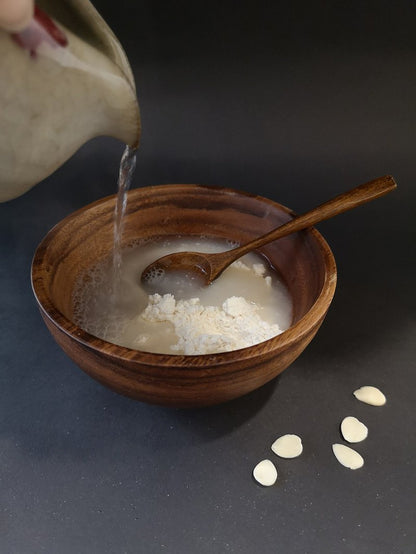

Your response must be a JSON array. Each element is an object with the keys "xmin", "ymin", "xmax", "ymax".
[{"xmin": 113, "ymin": 145, "xmax": 137, "ymax": 287}]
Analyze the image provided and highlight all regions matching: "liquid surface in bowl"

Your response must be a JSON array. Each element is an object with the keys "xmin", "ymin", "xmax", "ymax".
[{"xmin": 72, "ymin": 237, "xmax": 293, "ymax": 355}]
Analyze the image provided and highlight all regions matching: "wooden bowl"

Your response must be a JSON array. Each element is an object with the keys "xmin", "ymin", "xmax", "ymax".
[{"xmin": 31, "ymin": 184, "xmax": 337, "ymax": 408}]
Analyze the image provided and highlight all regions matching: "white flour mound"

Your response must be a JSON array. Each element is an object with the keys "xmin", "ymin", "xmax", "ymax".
[{"xmin": 140, "ymin": 293, "xmax": 282, "ymax": 355}]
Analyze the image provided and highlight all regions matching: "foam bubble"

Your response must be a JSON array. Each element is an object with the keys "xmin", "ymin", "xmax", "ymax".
[{"xmin": 143, "ymin": 266, "xmax": 165, "ymax": 283}]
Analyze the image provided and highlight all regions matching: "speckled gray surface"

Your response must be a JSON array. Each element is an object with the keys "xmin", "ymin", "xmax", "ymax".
[{"xmin": 1, "ymin": 1, "xmax": 415, "ymax": 552}]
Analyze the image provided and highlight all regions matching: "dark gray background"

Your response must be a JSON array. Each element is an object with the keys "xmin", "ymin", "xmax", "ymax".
[{"xmin": 1, "ymin": 0, "xmax": 415, "ymax": 552}]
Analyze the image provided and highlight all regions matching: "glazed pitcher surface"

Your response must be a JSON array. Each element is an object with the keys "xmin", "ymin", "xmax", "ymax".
[{"xmin": 0, "ymin": 0, "xmax": 140, "ymax": 201}]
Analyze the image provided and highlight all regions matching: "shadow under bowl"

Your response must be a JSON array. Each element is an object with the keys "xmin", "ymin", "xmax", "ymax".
[{"xmin": 31, "ymin": 184, "xmax": 337, "ymax": 408}]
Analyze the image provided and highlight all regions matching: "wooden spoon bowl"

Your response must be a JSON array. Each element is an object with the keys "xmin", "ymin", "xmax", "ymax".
[{"xmin": 31, "ymin": 184, "xmax": 337, "ymax": 408}]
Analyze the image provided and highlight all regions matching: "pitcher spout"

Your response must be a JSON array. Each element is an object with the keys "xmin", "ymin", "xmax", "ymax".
[{"xmin": 0, "ymin": 0, "xmax": 141, "ymax": 202}]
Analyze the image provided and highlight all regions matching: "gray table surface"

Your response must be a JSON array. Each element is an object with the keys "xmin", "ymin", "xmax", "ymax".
[{"xmin": 1, "ymin": 1, "xmax": 415, "ymax": 552}]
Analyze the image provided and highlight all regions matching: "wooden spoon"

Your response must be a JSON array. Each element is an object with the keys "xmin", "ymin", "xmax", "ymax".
[{"xmin": 141, "ymin": 175, "xmax": 397, "ymax": 288}]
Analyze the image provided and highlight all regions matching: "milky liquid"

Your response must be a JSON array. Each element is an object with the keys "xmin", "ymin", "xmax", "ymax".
[{"xmin": 73, "ymin": 237, "xmax": 293, "ymax": 354}]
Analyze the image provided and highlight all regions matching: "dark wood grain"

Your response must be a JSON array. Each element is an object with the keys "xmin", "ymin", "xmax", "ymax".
[
  {"xmin": 31, "ymin": 184, "xmax": 337, "ymax": 407},
  {"xmin": 141, "ymin": 175, "xmax": 396, "ymax": 285}
]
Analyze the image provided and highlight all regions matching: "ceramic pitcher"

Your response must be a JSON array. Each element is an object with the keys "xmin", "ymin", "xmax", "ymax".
[{"xmin": 0, "ymin": 0, "xmax": 140, "ymax": 202}]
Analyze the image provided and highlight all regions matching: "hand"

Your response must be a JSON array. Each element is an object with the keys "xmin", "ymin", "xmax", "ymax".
[{"xmin": 0, "ymin": 0, "xmax": 34, "ymax": 32}]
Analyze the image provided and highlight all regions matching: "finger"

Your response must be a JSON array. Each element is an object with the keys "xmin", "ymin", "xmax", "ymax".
[{"xmin": 0, "ymin": 0, "xmax": 34, "ymax": 32}]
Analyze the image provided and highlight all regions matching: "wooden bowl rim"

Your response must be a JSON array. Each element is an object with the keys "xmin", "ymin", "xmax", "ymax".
[{"xmin": 31, "ymin": 183, "xmax": 337, "ymax": 368}]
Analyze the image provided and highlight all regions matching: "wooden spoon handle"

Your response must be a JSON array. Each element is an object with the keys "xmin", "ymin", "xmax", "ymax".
[{"xmin": 223, "ymin": 175, "xmax": 397, "ymax": 262}]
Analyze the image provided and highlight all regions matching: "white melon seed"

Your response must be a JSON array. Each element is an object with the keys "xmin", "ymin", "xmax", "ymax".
[
  {"xmin": 253, "ymin": 459, "xmax": 278, "ymax": 486},
  {"xmin": 271, "ymin": 434, "xmax": 303, "ymax": 458},
  {"xmin": 341, "ymin": 416, "xmax": 368, "ymax": 443},
  {"xmin": 332, "ymin": 444, "xmax": 364, "ymax": 470},
  {"xmin": 353, "ymin": 386, "xmax": 386, "ymax": 406}
]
